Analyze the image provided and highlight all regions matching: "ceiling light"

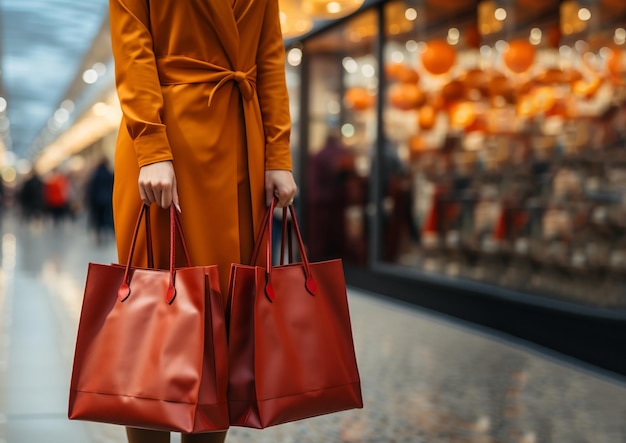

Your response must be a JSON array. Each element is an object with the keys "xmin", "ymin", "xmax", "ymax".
[
  {"xmin": 60, "ymin": 100, "xmax": 75, "ymax": 112},
  {"xmin": 326, "ymin": 2, "xmax": 341, "ymax": 13},
  {"xmin": 82, "ymin": 69, "xmax": 98, "ymax": 84},
  {"xmin": 54, "ymin": 108, "xmax": 70, "ymax": 124},
  {"xmin": 93, "ymin": 62, "xmax": 107, "ymax": 76},
  {"xmin": 494, "ymin": 8, "xmax": 507, "ymax": 21}
]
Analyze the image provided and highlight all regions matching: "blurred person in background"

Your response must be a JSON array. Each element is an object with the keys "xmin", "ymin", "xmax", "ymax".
[
  {"xmin": 86, "ymin": 159, "xmax": 114, "ymax": 244},
  {"xmin": 17, "ymin": 171, "xmax": 44, "ymax": 222},
  {"xmin": 43, "ymin": 169, "xmax": 70, "ymax": 225},
  {"xmin": 108, "ymin": 0, "xmax": 297, "ymax": 442},
  {"xmin": 307, "ymin": 132, "xmax": 356, "ymax": 261}
]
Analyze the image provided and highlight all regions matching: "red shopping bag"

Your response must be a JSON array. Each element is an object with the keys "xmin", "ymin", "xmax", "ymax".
[
  {"xmin": 68, "ymin": 205, "xmax": 230, "ymax": 432},
  {"xmin": 227, "ymin": 198, "xmax": 363, "ymax": 428}
]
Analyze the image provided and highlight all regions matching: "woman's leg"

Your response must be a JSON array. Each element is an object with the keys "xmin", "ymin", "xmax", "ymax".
[
  {"xmin": 181, "ymin": 431, "xmax": 227, "ymax": 443},
  {"xmin": 126, "ymin": 427, "xmax": 170, "ymax": 443}
]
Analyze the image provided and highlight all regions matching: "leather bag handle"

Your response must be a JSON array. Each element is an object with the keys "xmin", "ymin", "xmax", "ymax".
[
  {"xmin": 279, "ymin": 206, "xmax": 293, "ymax": 266},
  {"xmin": 265, "ymin": 198, "xmax": 317, "ymax": 301},
  {"xmin": 118, "ymin": 205, "xmax": 191, "ymax": 304}
]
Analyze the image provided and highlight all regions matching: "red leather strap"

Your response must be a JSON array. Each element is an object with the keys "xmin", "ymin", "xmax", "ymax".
[
  {"xmin": 118, "ymin": 204, "xmax": 191, "ymax": 304},
  {"xmin": 265, "ymin": 198, "xmax": 317, "ymax": 301}
]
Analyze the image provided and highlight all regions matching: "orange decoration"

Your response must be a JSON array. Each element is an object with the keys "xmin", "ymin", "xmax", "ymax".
[
  {"xmin": 449, "ymin": 102, "xmax": 477, "ymax": 129},
  {"xmin": 441, "ymin": 80, "xmax": 465, "ymax": 103},
  {"xmin": 418, "ymin": 105, "xmax": 437, "ymax": 130},
  {"xmin": 516, "ymin": 95, "xmax": 536, "ymax": 118},
  {"xmin": 503, "ymin": 40, "xmax": 536, "ymax": 74},
  {"xmin": 465, "ymin": 117, "xmax": 487, "ymax": 134},
  {"xmin": 385, "ymin": 63, "xmax": 420, "ymax": 83},
  {"xmin": 532, "ymin": 87, "xmax": 556, "ymax": 112},
  {"xmin": 573, "ymin": 77, "xmax": 602, "ymax": 99},
  {"xmin": 344, "ymin": 87, "xmax": 374, "ymax": 111},
  {"xmin": 545, "ymin": 100, "xmax": 570, "ymax": 119},
  {"xmin": 430, "ymin": 94, "xmax": 446, "ymax": 111},
  {"xmin": 562, "ymin": 68, "xmax": 583, "ymax": 84},
  {"xmin": 389, "ymin": 83, "xmax": 426, "ymax": 110},
  {"xmin": 607, "ymin": 47, "xmax": 626, "ymax": 78},
  {"xmin": 461, "ymin": 69, "xmax": 489, "ymax": 95},
  {"xmin": 488, "ymin": 73, "xmax": 513, "ymax": 100},
  {"xmin": 536, "ymin": 68, "xmax": 566, "ymax": 85},
  {"xmin": 421, "ymin": 40, "xmax": 457, "ymax": 75}
]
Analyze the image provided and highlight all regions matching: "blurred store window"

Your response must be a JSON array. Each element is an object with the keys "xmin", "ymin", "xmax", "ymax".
[
  {"xmin": 304, "ymin": 10, "xmax": 378, "ymax": 266},
  {"xmin": 377, "ymin": 0, "xmax": 626, "ymax": 308}
]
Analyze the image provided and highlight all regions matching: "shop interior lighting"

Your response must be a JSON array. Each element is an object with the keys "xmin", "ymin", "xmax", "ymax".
[
  {"xmin": 326, "ymin": 2, "xmax": 341, "ymax": 13},
  {"xmin": 15, "ymin": 159, "xmax": 31, "ymax": 175},
  {"xmin": 287, "ymin": 47, "xmax": 303, "ymax": 66},
  {"xmin": 559, "ymin": 45, "xmax": 573, "ymax": 58},
  {"xmin": 0, "ymin": 97, "xmax": 6, "ymax": 113},
  {"xmin": 615, "ymin": 28, "xmax": 626, "ymax": 45},
  {"xmin": 495, "ymin": 40, "xmax": 508, "ymax": 52},
  {"xmin": 361, "ymin": 63, "xmax": 375, "ymax": 78},
  {"xmin": 327, "ymin": 100, "xmax": 340, "ymax": 114},
  {"xmin": 278, "ymin": 0, "xmax": 313, "ymax": 38},
  {"xmin": 302, "ymin": 0, "xmax": 364, "ymax": 20},
  {"xmin": 341, "ymin": 123, "xmax": 355, "ymax": 137},
  {"xmin": 391, "ymin": 51, "xmax": 405, "ymax": 63},
  {"xmin": 447, "ymin": 28, "xmax": 460, "ymax": 46},
  {"xmin": 578, "ymin": 7, "xmax": 591, "ymax": 21},
  {"xmin": 342, "ymin": 57, "xmax": 359, "ymax": 73},
  {"xmin": 404, "ymin": 8, "xmax": 417, "ymax": 21},
  {"xmin": 478, "ymin": 1, "xmax": 503, "ymax": 35},
  {"xmin": 529, "ymin": 28, "xmax": 542, "ymax": 45},
  {"xmin": 494, "ymin": 8, "xmax": 507, "ymax": 21},
  {"xmin": 36, "ymin": 92, "xmax": 122, "ymax": 174},
  {"xmin": 405, "ymin": 40, "xmax": 418, "ymax": 52}
]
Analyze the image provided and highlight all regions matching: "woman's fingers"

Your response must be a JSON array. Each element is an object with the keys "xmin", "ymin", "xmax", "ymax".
[
  {"xmin": 265, "ymin": 170, "xmax": 297, "ymax": 208},
  {"xmin": 138, "ymin": 161, "xmax": 178, "ymax": 209}
]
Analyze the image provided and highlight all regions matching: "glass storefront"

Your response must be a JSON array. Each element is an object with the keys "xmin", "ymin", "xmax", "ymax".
[
  {"xmin": 291, "ymin": 0, "xmax": 626, "ymax": 309},
  {"xmin": 300, "ymin": 10, "xmax": 379, "ymax": 266}
]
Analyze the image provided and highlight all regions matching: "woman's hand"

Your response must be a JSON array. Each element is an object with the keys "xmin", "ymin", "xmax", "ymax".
[
  {"xmin": 265, "ymin": 170, "xmax": 297, "ymax": 208},
  {"xmin": 138, "ymin": 160, "xmax": 181, "ymax": 211}
]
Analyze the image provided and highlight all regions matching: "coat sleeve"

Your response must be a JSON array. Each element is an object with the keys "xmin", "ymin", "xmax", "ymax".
[
  {"xmin": 109, "ymin": 0, "xmax": 173, "ymax": 168},
  {"xmin": 256, "ymin": 0, "xmax": 293, "ymax": 171}
]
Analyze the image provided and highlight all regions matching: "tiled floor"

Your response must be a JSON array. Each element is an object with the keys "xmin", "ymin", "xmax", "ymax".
[{"xmin": 1, "ymin": 211, "xmax": 626, "ymax": 443}]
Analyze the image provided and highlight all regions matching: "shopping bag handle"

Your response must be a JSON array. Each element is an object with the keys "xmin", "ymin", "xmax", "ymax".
[
  {"xmin": 118, "ymin": 205, "xmax": 191, "ymax": 304},
  {"xmin": 265, "ymin": 197, "xmax": 317, "ymax": 301},
  {"xmin": 279, "ymin": 206, "xmax": 293, "ymax": 266}
]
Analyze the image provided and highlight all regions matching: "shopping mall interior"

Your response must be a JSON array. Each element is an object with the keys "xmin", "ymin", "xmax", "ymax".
[{"xmin": 1, "ymin": 0, "xmax": 626, "ymax": 441}]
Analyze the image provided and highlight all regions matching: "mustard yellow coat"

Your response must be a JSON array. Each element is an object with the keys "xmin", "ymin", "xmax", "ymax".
[{"xmin": 109, "ymin": 0, "xmax": 292, "ymax": 293}]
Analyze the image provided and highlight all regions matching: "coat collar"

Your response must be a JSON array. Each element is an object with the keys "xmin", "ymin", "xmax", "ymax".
[{"xmin": 202, "ymin": 0, "xmax": 241, "ymax": 69}]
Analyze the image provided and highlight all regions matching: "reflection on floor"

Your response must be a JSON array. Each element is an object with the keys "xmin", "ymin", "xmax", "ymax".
[{"xmin": 0, "ymin": 211, "xmax": 625, "ymax": 443}]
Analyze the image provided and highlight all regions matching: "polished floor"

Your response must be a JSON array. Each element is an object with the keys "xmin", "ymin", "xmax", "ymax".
[{"xmin": 1, "ymin": 210, "xmax": 626, "ymax": 443}]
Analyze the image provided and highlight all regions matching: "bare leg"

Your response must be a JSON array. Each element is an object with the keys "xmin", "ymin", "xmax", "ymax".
[
  {"xmin": 181, "ymin": 431, "xmax": 228, "ymax": 443},
  {"xmin": 126, "ymin": 427, "xmax": 170, "ymax": 443}
]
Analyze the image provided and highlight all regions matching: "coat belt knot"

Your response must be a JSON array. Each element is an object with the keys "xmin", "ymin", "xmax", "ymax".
[{"xmin": 155, "ymin": 56, "xmax": 257, "ymax": 107}]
